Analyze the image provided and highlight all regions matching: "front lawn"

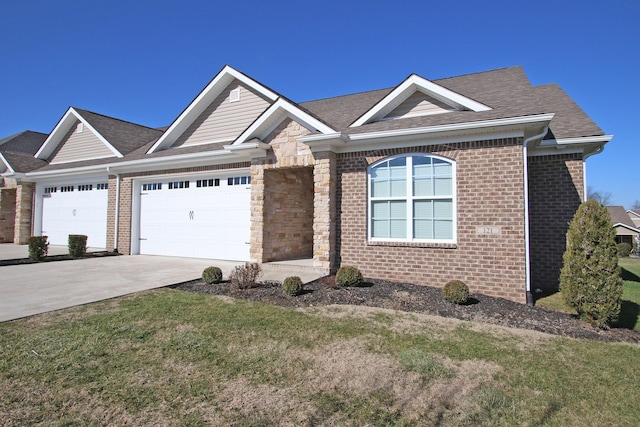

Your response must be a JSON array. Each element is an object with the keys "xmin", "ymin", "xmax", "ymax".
[
  {"xmin": 536, "ymin": 257, "xmax": 640, "ymax": 330},
  {"xmin": 1, "ymin": 289, "xmax": 639, "ymax": 426}
]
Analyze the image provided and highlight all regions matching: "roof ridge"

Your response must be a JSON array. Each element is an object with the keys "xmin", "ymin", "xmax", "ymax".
[
  {"xmin": 299, "ymin": 87, "xmax": 393, "ymax": 105},
  {"xmin": 72, "ymin": 107, "xmax": 162, "ymax": 132}
]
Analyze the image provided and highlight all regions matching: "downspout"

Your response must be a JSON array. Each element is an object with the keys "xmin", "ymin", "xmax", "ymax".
[
  {"xmin": 523, "ymin": 126, "xmax": 549, "ymax": 306},
  {"xmin": 107, "ymin": 167, "xmax": 120, "ymax": 253},
  {"xmin": 583, "ymin": 146, "xmax": 605, "ymax": 202}
]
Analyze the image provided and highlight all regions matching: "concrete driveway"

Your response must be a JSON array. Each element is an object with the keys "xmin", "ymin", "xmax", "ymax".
[{"xmin": 0, "ymin": 245, "xmax": 325, "ymax": 323}]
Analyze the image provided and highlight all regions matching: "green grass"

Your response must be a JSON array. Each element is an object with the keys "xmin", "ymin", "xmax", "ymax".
[
  {"xmin": 537, "ymin": 257, "xmax": 640, "ymax": 330},
  {"xmin": 1, "ymin": 289, "xmax": 639, "ymax": 426}
]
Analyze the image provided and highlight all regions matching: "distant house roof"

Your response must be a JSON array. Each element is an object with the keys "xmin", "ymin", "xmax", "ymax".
[{"xmin": 607, "ymin": 206, "xmax": 640, "ymax": 231}]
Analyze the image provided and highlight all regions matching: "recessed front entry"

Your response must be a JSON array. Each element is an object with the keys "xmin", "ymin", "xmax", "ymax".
[{"xmin": 137, "ymin": 174, "xmax": 251, "ymax": 261}]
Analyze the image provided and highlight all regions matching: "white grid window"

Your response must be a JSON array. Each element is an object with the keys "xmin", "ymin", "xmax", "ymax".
[{"xmin": 368, "ymin": 154, "xmax": 455, "ymax": 243}]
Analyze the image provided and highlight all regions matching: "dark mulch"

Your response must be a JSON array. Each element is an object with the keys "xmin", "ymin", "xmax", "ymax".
[
  {"xmin": 172, "ymin": 276, "xmax": 640, "ymax": 344},
  {"xmin": 0, "ymin": 251, "xmax": 120, "ymax": 266}
]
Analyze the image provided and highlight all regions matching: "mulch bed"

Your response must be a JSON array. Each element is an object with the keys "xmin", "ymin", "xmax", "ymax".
[
  {"xmin": 172, "ymin": 276, "xmax": 640, "ymax": 344},
  {"xmin": 0, "ymin": 251, "xmax": 120, "ymax": 266}
]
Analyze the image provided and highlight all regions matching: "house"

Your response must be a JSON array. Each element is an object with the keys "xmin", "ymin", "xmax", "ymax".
[
  {"xmin": 0, "ymin": 65, "xmax": 612, "ymax": 304},
  {"xmin": 606, "ymin": 206, "xmax": 640, "ymax": 248}
]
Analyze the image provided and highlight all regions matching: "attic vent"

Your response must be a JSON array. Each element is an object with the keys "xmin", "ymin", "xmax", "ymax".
[
  {"xmin": 76, "ymin": 123, "xmax": 84, "ymax": 133},
  {"xmin": 229, "ymin": 87, "xmax": 241, "ymax": 103}
]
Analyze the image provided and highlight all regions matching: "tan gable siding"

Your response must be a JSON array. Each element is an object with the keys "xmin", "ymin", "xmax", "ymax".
[
  {"xmin": 384, "ymin": 91, "xmax": 456, "ymax": 120},
  {"xmin": 173, "ymin": 79, "xmax": 272, "ymax": 148},
  {"xmin": 50, "ymin": 120, "xmax": 115, "ymax": 164}
]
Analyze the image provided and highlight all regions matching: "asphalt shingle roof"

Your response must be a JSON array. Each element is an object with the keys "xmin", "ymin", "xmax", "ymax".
[
  {"xmin": 0, "ymin": 130, "xmax": 47, "ymax": 155},
  {"xmin": 607, "ymin": 206, "xmax": 637, "ymax": 229},
  {"xmin": 74, "ymin": 108, "xmax": 165, "ymax": 155},
  {"xmin": 7, "ymin": 65, "xmax": 608, "ymax": 175},
  {"xmin": 1, "ymin": 151, "xmax": 48, "ymax": 173}
]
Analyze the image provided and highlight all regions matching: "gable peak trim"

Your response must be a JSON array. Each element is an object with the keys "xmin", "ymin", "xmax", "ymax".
[
  {"xmin": 234, "ymin": 98, "xmax": 336, "ymax": 144},
  {"xmin": 350, "ymin": 73, "xmax": 491, "ymax": 127}
]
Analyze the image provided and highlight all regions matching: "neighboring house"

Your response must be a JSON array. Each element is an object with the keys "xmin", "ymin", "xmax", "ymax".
[
  {"xmin": 0, "ymin": 65, "xmax": 612, "ymax": 304},
  {"xmin": 606, "ymin": 206, "xmax": 640, "ymax": 247},
  {"xmin": 627, "ymin": 210, "xmax": 640, "ymax": 229},
  {"xmin": 0, "ymin": 131, "xmax": 48, "ymax": 243}
]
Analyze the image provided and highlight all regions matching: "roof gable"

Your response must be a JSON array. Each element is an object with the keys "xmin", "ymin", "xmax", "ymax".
[
  {"xmin": 35, "ymin": 108, "xmax": 123, "ymax": 162},
  {"xmin": 147, "ymin": 65, "xmax": 279, "ymax": 153},
  {"xmin": 171, "ymin": 78, "xmax": 272, "ymax": 149},
  {"xmin": 350, "ymin": 74, "xmax": 491, "ymax": 127},
  {"xmin": 234, "ymin": 98, "xmax": 336, "ymax": 144}
]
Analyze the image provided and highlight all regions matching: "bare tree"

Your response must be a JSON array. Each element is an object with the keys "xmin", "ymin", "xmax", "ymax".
[
  {"xmin": 632, "ymin": 200, "xmax": 640, "ymax": 210},
  {"xmin": 587, "ymin": 186, "xmax": 613, "ymax": 206}
]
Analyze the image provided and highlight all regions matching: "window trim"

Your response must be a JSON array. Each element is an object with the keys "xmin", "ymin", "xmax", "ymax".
[{"xmin": 367, "ymin": 153, "xmax": 457, "ymax": 244}]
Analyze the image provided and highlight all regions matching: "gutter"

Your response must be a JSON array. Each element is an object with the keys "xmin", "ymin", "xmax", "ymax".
[{"xmin": 522, "ymin": 126, "xmax": 551, "ymax": 306}]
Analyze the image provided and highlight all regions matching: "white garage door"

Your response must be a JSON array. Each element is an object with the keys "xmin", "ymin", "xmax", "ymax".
[
  {"xmin": 41, "ymin": 182, "xmax": 109, "ymax": 248},
  {"xmin": 139, "ymin": 174, "xmax": 251, "ymax": 261}
]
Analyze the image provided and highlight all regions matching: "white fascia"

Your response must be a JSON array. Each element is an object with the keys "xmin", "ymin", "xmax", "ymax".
[
  {"xmin": 35, "ymin": 107, "xmax": 123, "ymax": 160},
  {"xmin": 147, "ymin": 65, "xmax": 280, "ymax": 154},
  {"xmin": 301, "ymin": 114, "xmax": 554, "ymax": 153},
  {"xmin": 350, "ymin": 74, "xmax": 492, "ymax": 127},
  {"xmin": 234, "ymin": 98, "xmax": 336, "ymax": 144},
  {"xmin": 533, "ymin": 135, "xmax": 613, "ymax": 158},
  {"xmin": 613, "ymin": 223, "xmax": 640, "ymax": 234}
]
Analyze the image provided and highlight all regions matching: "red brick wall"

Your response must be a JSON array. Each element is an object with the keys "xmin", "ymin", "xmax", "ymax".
[
  {"xmin": 336, "ymin": 138, "xmax": 528, "ymax": 303},
  {"xmin": 527, "ymin": 153, "xmax": 584, "ymax": 291}
]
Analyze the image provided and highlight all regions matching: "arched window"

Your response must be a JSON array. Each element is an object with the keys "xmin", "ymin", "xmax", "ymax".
[{"xmin": 368, "ymin": 154, "xmax": 456, "ymax": 242}]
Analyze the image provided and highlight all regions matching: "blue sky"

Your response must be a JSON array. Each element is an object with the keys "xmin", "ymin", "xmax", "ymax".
[{"xmin": 1, "ymin": 1, "xmax": 637, "ymax": 207}]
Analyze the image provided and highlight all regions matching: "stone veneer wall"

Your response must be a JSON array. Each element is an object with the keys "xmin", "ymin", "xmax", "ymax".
[
  {"xmin": 14, "ymin": 183, "xmax": 35, "ymax": 244},
  {"xmin": 336, "ymin": 138, "xmax": 528, "ymax": 303},
  {"xmin": 527, "ymin": 153, "xmax": 584, "ymax": 291},
  {"xmin": 262, "ymin": 168, "xmax": 314, "ymax": 261},
  {"xmin": 0, "ymin": 188, "xmax": 17, "ymax": 243}
]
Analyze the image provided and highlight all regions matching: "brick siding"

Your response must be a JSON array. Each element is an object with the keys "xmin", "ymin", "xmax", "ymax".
[
  {"xmin": 528, "ymin": 153, "xmax": 584, "ymax": 291},
  {"xmin": 336, "ymin": 138, "xmax": 528, "ymax": 303}
]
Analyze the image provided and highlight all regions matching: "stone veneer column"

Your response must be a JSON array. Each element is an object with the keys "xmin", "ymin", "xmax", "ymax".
[
  {"xmin": 313, "ymin": 151, "xmax": 336, "ymax": 271},
  {"xmin": 250, "ymin": 164, "xmax": 265, "ymax": 263},
  {"xmin": 0, "ymin": 189, "xmax": 17, "ymax": 243},
  {"xmin": 14, "ymin": 183, "xmax": 35, "ymax": 244}
]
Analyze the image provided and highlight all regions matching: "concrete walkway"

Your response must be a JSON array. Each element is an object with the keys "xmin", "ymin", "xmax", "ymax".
[{"xmin": 0, "ymin": 244, "xmax": 325, "ymax": 322}]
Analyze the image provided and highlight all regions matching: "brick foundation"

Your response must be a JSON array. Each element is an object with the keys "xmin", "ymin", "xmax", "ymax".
[{"xmin": 336, "ymin": 138, "xmax": 528, "ymax": 303}]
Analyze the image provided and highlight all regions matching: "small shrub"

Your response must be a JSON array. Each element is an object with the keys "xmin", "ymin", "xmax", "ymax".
[
  {"xmin": 202, "ymin": 266, "xmax": 223, "ymax": 284},
  {"xmin": 617, "ymin": 242, "xmax": 632, "ymax": 257},
  {"xmin": 335, "ymin": 266, "xmax": 363, "ymax": 287},
  {"xmin": 68, "ymin": 234, "xmax": 87, "ymax": 258},
  {"xmin": 229, "ymin": 262, "xmax": 262, "ymax": 289},
  {"xmin": 282, "ymin": 276, "xmax": 304, "ymax": 296},
  {"xmin": 27, "ymin": 236, "xmax": 49, "ymax": 261},
  {"xmin": 560, "ymin": 200, "xmax": 623, "ymax": 328},
  {"xmin": 442, "ymin": 280, "xmax": 470, "ymax": 305}
]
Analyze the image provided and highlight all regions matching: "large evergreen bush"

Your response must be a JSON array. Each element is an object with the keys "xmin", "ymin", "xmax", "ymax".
[{"xmin": 559, "ymin": 200, "xmax": 623, "ymax": 328}]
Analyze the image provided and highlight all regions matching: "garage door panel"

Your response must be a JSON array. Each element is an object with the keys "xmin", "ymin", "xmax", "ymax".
[
  {"xmin": 139, "ymin": 177, "xmax": 250, "ymax": 261},
  {"xmin": 41, "ymin": 184, "xmax": 108, "ymax": 248}
]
